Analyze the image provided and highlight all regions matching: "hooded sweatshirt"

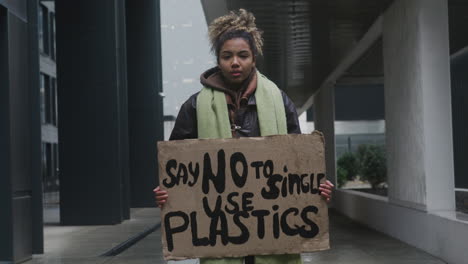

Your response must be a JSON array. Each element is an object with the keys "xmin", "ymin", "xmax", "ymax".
[{"xmin": 168, "ymin": 67, "xmax": 301, "ymax": 140}]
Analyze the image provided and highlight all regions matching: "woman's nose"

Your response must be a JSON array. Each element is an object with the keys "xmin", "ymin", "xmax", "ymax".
[{"xmin": 232, "ymin": 57, "xmax": 240, "ymax": 67}]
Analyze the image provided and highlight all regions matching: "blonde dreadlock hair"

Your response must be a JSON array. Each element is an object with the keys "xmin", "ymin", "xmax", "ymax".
[{"xmin": 208, "ymin": 9, "xmax": 264, "ymax": 59}]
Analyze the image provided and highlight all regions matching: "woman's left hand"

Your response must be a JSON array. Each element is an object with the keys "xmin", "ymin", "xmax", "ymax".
[{"xmin": 319, "ymin": 180, "xmax": 334, "ymax": 203}]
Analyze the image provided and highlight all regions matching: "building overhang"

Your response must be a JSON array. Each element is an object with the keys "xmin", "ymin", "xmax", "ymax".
[{"xmin": 201, "ymin": 0, "xmax": 468, "ymax": 113}]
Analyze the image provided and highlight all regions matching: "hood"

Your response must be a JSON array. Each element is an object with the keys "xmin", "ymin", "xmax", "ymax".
[{"xmin": 200, "ymin": 67, "xmax": 257, "ymax": 104}]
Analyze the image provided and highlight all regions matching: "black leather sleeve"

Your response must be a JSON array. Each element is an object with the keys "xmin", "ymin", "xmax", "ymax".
[
  {"xmin": 168, "ymin": 93, "xmax": 199, "ymax": 140},
  {"xmin": 281, "ymin": 90, "xmax": 302, "ymax": 134}
]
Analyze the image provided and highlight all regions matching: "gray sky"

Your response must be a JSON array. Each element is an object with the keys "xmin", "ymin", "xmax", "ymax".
[{"xmin": 161, "ymin": 0, "xmax": 216, "ymax": 117}]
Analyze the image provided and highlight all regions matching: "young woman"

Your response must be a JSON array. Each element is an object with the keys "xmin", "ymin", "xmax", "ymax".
[{"xmin": 154, "ymin": 9, "xmax": 334, "ymax": 264}]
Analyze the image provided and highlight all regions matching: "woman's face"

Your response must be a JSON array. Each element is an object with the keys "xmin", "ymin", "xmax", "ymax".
[{"xmin": 218, "ymin": 38, "xmax": 256, "ymax": 85}]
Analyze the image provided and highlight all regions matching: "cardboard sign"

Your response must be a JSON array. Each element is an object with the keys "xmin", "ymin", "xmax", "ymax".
[{"xmin": 157, "ymin": 132, "xmax": 329, "ymax": 260}]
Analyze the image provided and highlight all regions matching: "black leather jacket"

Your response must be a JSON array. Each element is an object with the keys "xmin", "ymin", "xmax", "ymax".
[{"xmin": 169, "ymin": 90, "xmax": 301, "ymax": 140}]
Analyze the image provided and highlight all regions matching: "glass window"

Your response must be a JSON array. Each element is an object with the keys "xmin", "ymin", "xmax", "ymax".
[
  {"xmin": 42, "ymin": 142, "xmax": 60, "ymax": 196},
  {"xmin": 45, "ymin": 143, "xmax": 53, "ymax": 191},
  {"xmin": 54, "ymin": 143, "xmax": 59, "ymax": 179},
  {"xmin": 53, "ymin": 143, "xmax": 59, "ymax": 191},
  {"xmin": 38, "ymin": 6, "xmax": 44, "ymax": 52},
  {"xmin": 41, "ymin": 5, "xmax": 49, "ymax": 55},
  {"xmin": 41, "ymin": 143, "xmax": 47, "ymax": 182},
  {"xmin": 51, "ymin": 78, "xmax": 57, "ymax": 125},
  {"xmin": 53, "ymin": 78, "xmax": 58, "ymax": 126},
  {"xmin": 51, "ymin": 14, "xmax": 56, "ymax": 60},
  {"xmin": 40, "ymin": 74, "xmax": 46, "ymax": 124},
  {"xmin": 44, "ymin": 75, "xmax": 51, "ymax": 123}
]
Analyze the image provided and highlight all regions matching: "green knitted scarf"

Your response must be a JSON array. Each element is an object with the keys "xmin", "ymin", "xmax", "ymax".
[{"xmin": 197, "ymin": 71, "xmax": 288, "ymax": 139}]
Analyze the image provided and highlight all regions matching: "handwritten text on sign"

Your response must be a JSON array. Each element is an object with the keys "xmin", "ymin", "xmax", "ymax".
[{"xmin": 157, "ymin": 133, "xmax": 330, "ymax": 260}]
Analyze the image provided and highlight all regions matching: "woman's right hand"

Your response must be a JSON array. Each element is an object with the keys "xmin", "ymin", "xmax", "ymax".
[{"xmin": 153, "ymin": 186, "xmax": 168, "ymax": 208}]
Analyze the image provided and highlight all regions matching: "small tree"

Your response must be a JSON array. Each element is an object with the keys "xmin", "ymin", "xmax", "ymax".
[{"xmin": 356, "ymin": 144, "xmax": 387, "ymax": 189}]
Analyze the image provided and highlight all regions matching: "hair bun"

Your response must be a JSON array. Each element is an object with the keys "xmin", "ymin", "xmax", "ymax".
[{"xmin": 208, "ymin": 9, "xmax": 264, "ymax": 56}]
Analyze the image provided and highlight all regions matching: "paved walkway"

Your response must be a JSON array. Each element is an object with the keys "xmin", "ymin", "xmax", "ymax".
[{"xmin": 25, "ymin": 208, "xmax": 446, "ymax": 264}]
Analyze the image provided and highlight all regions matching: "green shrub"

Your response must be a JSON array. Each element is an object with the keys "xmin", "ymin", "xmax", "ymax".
[
  {"xmin": 356, "ymin": 144, "xmax": 387, "ymax": 189},
  {"xmin": 337, "ymin": 152, "xmax": 359, "ymax": 180},
  {"xmin": 337, "ymin": 167, "xmax": 348, "ymax": 188}
]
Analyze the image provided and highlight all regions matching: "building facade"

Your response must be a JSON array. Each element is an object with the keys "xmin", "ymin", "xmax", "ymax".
[{"xmin": 1, "ymin": 0, "xmax": 164, "ymax": 262}]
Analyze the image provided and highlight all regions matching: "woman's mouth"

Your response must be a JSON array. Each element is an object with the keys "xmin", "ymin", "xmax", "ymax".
[{"xmin": 231, "ymin": 71, "xmax": 242, "ymax": 77}]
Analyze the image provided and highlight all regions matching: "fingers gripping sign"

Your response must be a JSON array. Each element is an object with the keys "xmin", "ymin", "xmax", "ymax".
[{"xmin": 154, "ymin": 186, "xmax": 168, "ymax": 208}]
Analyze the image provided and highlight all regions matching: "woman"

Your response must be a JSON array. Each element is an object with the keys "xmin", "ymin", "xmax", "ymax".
[{"xmin": 154, "ymin": 9, "xmax": 334, "ymax": 264}]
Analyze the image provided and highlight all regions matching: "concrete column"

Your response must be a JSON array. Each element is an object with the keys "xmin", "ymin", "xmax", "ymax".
[
  {"xmin": 126, "ymin": 0, "xmax": 164, "ymax": 207},
  {"xmin": 383, "ymin": 0, "xmax": 455, "ymax": 211},
  {"xmin": 1, "ymin": 0, "xmax": 41, "ymax": 261},
  {"xmin": 27, "ymin": 0, "xmax": 44, "ymax": 254},
  {"xmin": 313, "ymin": 84, "xmax": 336, "ymax": 187},
  {"xmin": 56, "ymin": 0, "xmax": 130, "ymax": 224}
]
